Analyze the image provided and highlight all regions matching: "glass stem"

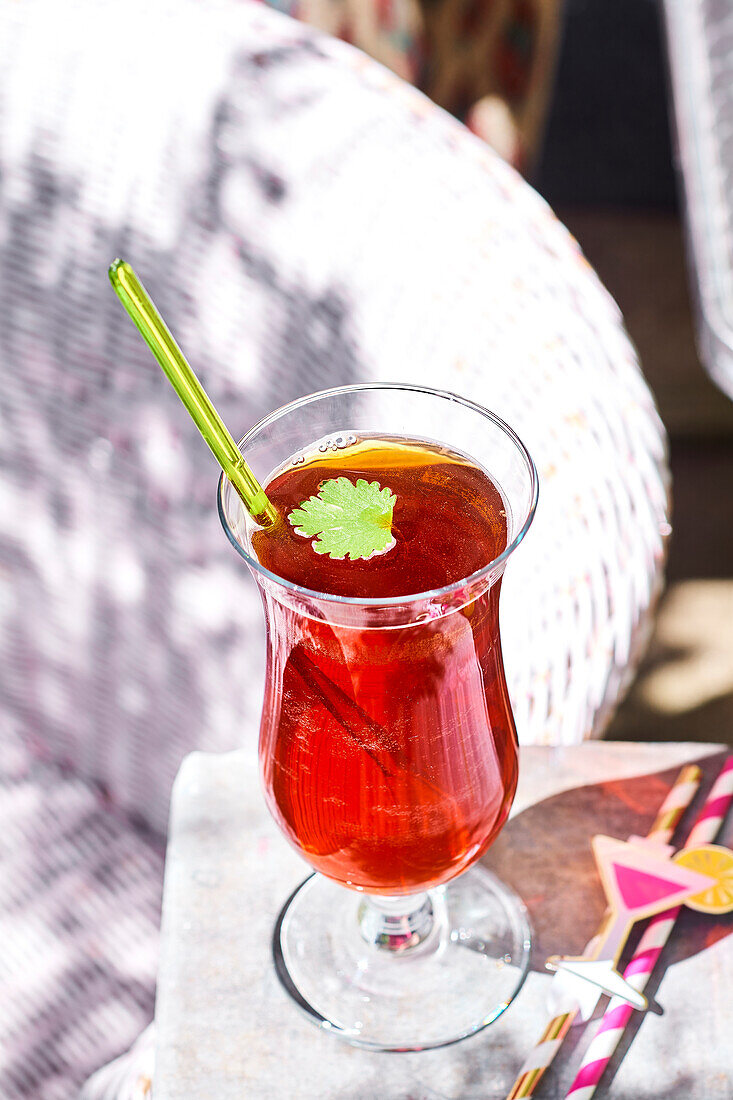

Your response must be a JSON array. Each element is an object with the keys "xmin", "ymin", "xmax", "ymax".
[{"xmin": 358, "ymin": 891, "xmax": 434, "ymax": 952}]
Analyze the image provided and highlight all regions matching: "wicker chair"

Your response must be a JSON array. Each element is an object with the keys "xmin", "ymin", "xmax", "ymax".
[{"xmin": 0, "ymin": 1, "xmax": 668, "ymax": 1096}]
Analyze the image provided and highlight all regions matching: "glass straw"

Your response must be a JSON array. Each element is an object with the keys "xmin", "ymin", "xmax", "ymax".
[{"xmin": 108, "ymin": 259, "xmax": 278, "ymax": 528}]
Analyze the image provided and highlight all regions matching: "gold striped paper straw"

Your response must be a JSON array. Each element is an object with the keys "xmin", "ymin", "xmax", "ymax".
[
  {"xmin": 504, "ymin": 763, "xmax": 701, "ymax": 1100},
  {"xmin": 507, "ymin": 1013, "xmax": 575, "ymax": 1099},
  {"xmin": 649, "ymin": 763, "xmax": 703, "ymax": 841}
]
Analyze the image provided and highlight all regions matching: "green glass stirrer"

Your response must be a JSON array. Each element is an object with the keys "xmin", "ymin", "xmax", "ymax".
[{"xmin": 109, "ymin": 259, "xmax": 278, "ymax": 528}]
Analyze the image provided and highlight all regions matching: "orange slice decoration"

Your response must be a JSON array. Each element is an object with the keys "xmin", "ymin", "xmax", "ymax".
[{"xmin": 673, "ymin": 845, "xmax": 733, "ymax": 914}]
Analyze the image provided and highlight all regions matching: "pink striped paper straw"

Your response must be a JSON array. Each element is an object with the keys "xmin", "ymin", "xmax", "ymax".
[
  {"xmin": 565, "ymin": 755, "xmax": 733, "ymax": 1100},
  {"xmin": 504, "ymin": 762, "xmax": 702, "ymax": 1100}
]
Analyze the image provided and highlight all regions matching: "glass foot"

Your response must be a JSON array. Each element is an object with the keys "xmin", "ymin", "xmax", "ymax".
[{"xmin": 272, "ymin": 864, "xmax": 531, "ymax": 1051}]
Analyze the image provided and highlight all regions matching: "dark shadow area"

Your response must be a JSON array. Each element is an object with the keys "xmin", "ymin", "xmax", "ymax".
[
  {"xmin": 535, "ymin": 0, "xmax": 677, "ymax": 209},
  {"xmin": 607, "ymin": 435, "xmax": 733, "ymax": 746},
  {"xmin": 667, "ymin": 438, "xmax": 733, "ymax": 581},
  {"xmin": 611, "ymin": 685, "xmax": 733, "ymax": 748}
]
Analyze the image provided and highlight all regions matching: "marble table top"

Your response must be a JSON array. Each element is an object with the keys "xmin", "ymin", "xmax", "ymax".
[{"xmin": 154, "ymin": 741, "xmax": 732, "ymax": 1098}]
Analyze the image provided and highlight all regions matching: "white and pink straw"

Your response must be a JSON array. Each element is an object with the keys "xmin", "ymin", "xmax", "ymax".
[
  {"xmin": 505, "ymin": 761, "xmax": 703, "ymax": 1100},
  {"xmin": 565, "ymin": 755, "xmax": 733, "ymax": 1100}
]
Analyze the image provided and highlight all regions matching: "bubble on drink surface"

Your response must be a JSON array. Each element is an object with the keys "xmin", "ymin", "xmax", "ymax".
[
  {"xmin": 317, "ymin": 434, "xmax": 358, "ymax": 453},
  {"xmin": 291, "ymin": 454, "xmax": 305, "ymax": 465}
]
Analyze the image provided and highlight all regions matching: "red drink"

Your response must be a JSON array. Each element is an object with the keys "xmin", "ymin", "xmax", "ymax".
[{"xmin": 253, "ymin": 436, "xmax": 518, "ymax": 895}]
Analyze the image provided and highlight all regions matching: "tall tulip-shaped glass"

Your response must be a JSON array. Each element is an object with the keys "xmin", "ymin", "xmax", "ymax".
[{"xmin": 218, "ymin": 385, "xmax": 538, "ymax": 1050}]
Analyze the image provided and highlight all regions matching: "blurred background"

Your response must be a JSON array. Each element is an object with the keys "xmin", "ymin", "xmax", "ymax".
[{"xmin": 533, "ymin": 0, "xmax": 733, "ymax": 746}]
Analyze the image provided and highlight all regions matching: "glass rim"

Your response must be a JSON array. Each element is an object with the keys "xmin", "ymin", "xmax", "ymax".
[{"xmin": 217, "ymin": 383, "xmax": 539, "ymax": 607}]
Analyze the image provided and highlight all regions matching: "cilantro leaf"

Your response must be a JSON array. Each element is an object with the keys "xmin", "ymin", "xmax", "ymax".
[{"xmin": 289, "ymin": 477, "xmax": 397, "ymax": 560}]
